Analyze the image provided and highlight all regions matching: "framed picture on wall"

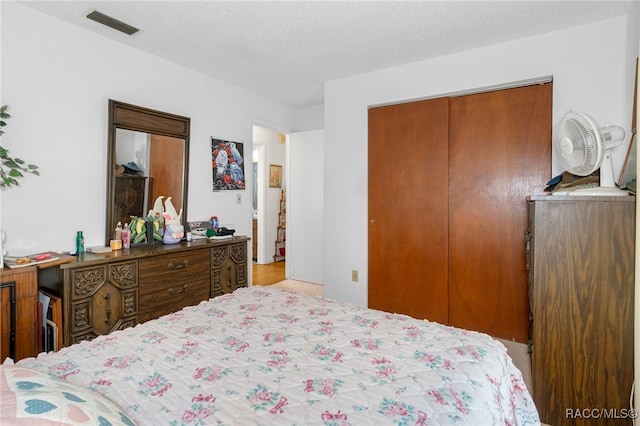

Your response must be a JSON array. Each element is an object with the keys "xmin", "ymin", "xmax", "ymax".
[
  {"xmin": 212, "ymin": 138, "xmax": 245, "ymax": 191},
  {"xmin": 269, "ymin": 164, "xmax": 282, "ymax": 188}
]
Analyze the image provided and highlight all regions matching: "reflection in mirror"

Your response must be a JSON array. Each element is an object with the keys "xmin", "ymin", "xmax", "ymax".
[
  {"xmin": 106, "ymin": 100, "xmax": 190, "ymax": 245},
  {"xmin": 114, "ymin": 130, "xmax": 185, "ymax": 225},
  {"xmin": 114, "ymin": 129, "xmax": 149, "ymax": 227}
]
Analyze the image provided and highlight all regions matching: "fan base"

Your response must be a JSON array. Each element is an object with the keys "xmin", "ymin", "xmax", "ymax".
[{"xmin": 553, "ymin": 186, "xmax": 629, "ymax": 196}]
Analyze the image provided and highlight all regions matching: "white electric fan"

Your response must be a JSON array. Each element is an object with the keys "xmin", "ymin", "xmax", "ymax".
[{"xmin": 553, "ymin": 110, "xmax": 627, "ymax": 196}]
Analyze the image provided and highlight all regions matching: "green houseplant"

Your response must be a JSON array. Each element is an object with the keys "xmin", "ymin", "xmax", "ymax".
[{"xmin": 0, "ymin": 105, "xmax": 39, "ymax": 188}]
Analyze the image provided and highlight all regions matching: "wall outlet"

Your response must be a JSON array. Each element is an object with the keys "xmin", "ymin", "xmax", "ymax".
[
  {"xmin": 351, "ymin": 270, "xmax": 359, "ymax": 282},
  {"xmin": 236, "ymin": 194, "xmax": 241, "ymax": 204}
]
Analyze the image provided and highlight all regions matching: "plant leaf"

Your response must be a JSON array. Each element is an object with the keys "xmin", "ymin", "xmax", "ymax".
[{"xmin": 0, "ymin": 104, "xmax": 39, "ymax": 188}]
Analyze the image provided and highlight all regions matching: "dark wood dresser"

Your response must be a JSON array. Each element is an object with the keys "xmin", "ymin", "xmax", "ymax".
[
  {"xmin": 526, "ymin": 195, "xmax": 634, "ymax": 426},
  {"xmin": 40, "ymin": 236, "xmax": 249, "ymax": 347}
]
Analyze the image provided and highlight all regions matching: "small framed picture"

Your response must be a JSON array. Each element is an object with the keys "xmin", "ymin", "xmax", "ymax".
[{"xmin": 269, "ymin": 164, "xmax": 282, "ymax": 188}]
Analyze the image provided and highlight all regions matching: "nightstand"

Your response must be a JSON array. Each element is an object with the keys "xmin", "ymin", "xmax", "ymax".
[{"xmin": 1, "ymin": 266, "xmax": 38, "ymax": 361}]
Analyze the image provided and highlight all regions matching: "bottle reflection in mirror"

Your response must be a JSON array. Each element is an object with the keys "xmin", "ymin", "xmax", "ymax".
[
  {"xmin": 146, "ymin": 220, "xmax": 155, "ymax": 245},
  {"xmin": 122, "ymin": 223, "xmax": 131, "ymax": 248}
]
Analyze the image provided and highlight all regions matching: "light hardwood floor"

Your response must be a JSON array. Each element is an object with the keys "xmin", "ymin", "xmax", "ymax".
[
  {"xmin": 272, "ymin": 279, "xmax": 324, "ymax": 297},
  {"xmin": 252, "ymin": 261, "xmax": 285, "ymax": 285}
]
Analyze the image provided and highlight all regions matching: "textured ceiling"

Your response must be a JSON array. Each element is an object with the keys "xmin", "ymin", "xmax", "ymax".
[{"xmin": 20, "ymin": 1, "xmax": 635, "ymax": 108}]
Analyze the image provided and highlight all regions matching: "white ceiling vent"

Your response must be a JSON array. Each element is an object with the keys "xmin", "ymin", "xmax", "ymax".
[{"xmin": 86, "ymin": 10, "xmax": 139, "ymax": 36}]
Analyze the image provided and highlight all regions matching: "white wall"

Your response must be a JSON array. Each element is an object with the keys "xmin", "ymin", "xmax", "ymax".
[
  {"xmin": 288, "ymin": 129, "xmax": 324, "ymax": 284},
  {"xmin": 2, "ymin": 1, "xmax": 638, "ymax": 305},
  {"xmin": 0, "ymin": 1, "xmax": 295, "ymax": 256},
  {"xmin": 295, "ymin": 105, "xmax": 324, "ymax": 131},
  {"xmin": 323, "ymin": 15, "xmax": 639, "ymax": 306}
]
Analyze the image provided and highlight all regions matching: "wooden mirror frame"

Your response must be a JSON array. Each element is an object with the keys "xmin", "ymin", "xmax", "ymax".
[{"xmin": 106, "ymin": 100, "xmax": 190, "ymax": 245}]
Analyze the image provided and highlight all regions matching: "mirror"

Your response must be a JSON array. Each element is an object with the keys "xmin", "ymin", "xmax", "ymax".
[{"xmin": 106, "ymin": 100, "xmax": 190, "ymax": 245}]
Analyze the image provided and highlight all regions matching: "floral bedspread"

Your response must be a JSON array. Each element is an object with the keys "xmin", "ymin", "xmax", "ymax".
[{"xmin": 16, "ymin": 286, "xmax": 539, "ymax": 425}]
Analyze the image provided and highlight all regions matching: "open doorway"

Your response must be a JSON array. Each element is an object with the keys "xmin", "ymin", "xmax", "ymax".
[{"xmin": 252, "ymin": 126, "xmax": 287, "ymax": 284}]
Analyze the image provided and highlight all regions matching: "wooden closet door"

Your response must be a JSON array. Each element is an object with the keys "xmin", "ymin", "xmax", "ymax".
[
  {"xmin": 368, "ymin": 98, "xmax": 449, "ymax": 323},
  {"xmin": 149, "ymin": 135, "xmax": 185, "ymax": 212},
  {"xmin": 448, "ymin": 83, "xmax": 551, "ymax": 342}
]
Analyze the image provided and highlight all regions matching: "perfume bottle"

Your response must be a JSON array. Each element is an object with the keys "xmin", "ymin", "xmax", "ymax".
[
  {"xmin": 114, "ymin": 221, "xmax": 123, "ymax": 241},
  {"xmin": 122, "ymin": 223, "xmax": 131, "ymax": 248}
]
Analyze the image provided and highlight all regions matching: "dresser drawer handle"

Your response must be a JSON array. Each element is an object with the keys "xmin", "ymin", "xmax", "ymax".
[
  {"xmin": 104, "ymin": 293, "xmax": 112, "ymax": 325},
  {"xmin": 168, "ymin": 284, "xmax": 188, "ymax": 295},
  {"xmin": 168, "ymin": 260, "xmax": 189, "ymax": 270}
]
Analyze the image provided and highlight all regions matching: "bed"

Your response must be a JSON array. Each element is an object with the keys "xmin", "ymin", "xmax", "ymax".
[{"xmin": 3, "ymin": 286, "xmax": 540, "ymax": 425}]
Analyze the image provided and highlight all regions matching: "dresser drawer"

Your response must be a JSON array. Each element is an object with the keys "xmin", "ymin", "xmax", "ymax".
[{"xmin": 138, "ymin": 250, "xmax": 210, "ymax": 322}]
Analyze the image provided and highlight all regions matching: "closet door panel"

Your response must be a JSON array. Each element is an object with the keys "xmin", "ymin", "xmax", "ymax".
[
  {"xmin": 149, "ymin": 135, "xmax": 185, "ymax": 213},
  {"xmin": 368, "ymin": 98, "xmax": 449, "ymax": 323},
  {"xmin": 447, "ymin": 83, "xmax": 552, "ymax": 342}
]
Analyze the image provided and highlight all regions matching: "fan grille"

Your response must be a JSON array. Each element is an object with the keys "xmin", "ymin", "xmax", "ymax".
[{"xmin": 558, "ymin": 113, "xmax": 602, "ymax": 175}]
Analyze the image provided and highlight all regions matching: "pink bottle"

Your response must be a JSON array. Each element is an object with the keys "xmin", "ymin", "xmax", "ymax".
[{"xmin": 122, "ymin": 223, "xmax": 131, "ymax": 248}]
